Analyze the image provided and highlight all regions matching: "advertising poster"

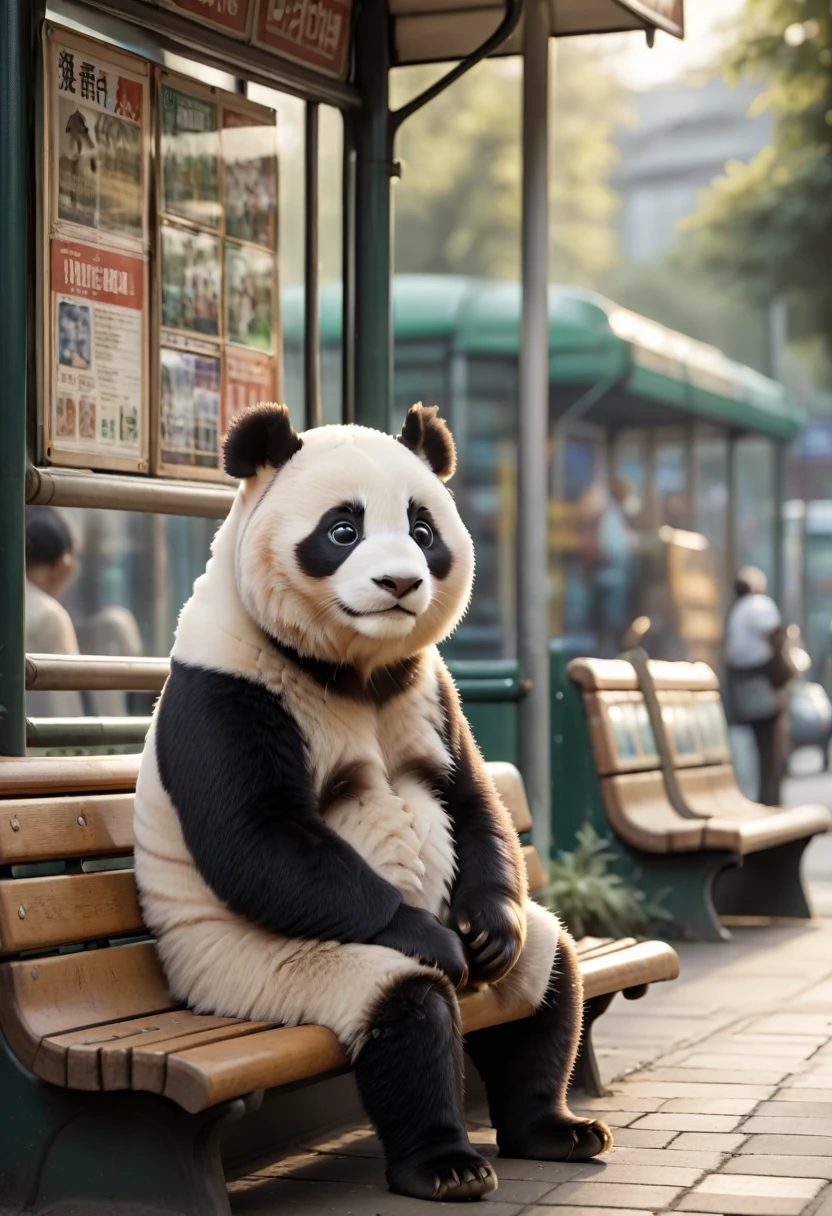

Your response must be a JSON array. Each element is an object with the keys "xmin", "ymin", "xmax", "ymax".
[
  {"xmin": 50, "ymin": 238, "xmax": 145, "ymax": 464},
  {"xmin": 225, "ymin": 241, "xmax": 275, "ymax": 351},
  {"xmin": 161, "ymin": 225, "xmax": 221, "ymax": 337},
  {"xmin": 160, "ymin": 348, "xmax": 222, "ymax": 469},
  {"xmin": 224, "ymin": 347, "xmax": 277, "ymax": 433},
  {"xmin": 51, "ymin": 36, "xmax": 147, "ymax": 243},
  {"xmin": 223, "ymin": 110, "xmax": 278, "ymax": 249},
  {"xmin": 161, "ymin": 85, "xmax": 221, "ymax": 229},
  {"xmin": 159, "ymin": 0, "xmax": 254, "ymax": 37},
  {"xmin": 253, "ymin": 0, "xmax": 352, "ymax": 78}
]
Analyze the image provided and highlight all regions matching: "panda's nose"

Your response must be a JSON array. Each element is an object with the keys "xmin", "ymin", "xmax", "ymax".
[{"xmin": 373, "ymin": 575, "xmax": 423, "ymax": 599}]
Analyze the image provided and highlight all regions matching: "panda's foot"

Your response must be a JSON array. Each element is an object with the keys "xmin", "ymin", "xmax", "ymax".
[
  {"xmin": 498, "ymin": 1115, "xmax": 613, "ymax": 1162},
  {"xmin": 387, "ymin": 1147, "xmax": 497, "ymax": 1202}
]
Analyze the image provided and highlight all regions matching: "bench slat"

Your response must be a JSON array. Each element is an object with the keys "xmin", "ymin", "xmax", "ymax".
[
  {"xmin": 1, "ymin": 941, "xmax": 176, "ymax": 1076},
  {"xmin": 0, "ymin": 871, "xmax": 143, "ymax": 954},
  {"xmin": 0, "ymin": 794, "xmax": 134, "ymax": 865},
  {"xmin": 131, "ymin": 1019, "xmax": 274, "ymax": 1093},
  {"xmin": 581, "ymin": 939, "xmax": 679, "ymax": 1000},
  {"xmin": 0, "ymin": 755, "xmax": 141, "ymax": 796}
]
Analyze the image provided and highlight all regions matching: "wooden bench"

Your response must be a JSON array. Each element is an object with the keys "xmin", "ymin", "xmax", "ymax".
[
  {"xmin": 566, "ymin": 656, "xmax": 831, "ymax": 942},
  {"xmin": 0, "ymin": 752, "xmax": 678, "ymax": 1216}
]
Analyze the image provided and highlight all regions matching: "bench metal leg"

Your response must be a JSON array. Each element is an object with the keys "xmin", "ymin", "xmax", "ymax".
[
  {"xmin": 713, "ymin": 837, "xmax": 815, "ymax": 921},
  {"xmin": 0, "ymin": 1034, "xmax": 245, "ymax": 1216},
  {"xmin": 624, "ymin": 849, "xmax": 740, "ymax": 943},
  {"xmin": 570, "ymin": 993, "xmax": 615, "ymax": 1098}
]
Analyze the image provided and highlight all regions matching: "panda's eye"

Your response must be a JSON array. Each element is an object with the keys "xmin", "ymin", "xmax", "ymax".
[
  {"xmin": 329, "ymin": 521, "xmax": 358, "ymax": 546},
  {"xmin": 412, "ymin": 520, "xmax": 434, "ymax": 548}
]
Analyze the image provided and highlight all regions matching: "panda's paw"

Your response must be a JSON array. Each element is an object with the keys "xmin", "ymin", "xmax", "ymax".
[
  {"xmin": 499, "ymin": 1115, "xmax": 613, "ymax": 1162},
  {"xmin": 387, "ymin": 1147, "xmax": 497, "ymax": 1202}
]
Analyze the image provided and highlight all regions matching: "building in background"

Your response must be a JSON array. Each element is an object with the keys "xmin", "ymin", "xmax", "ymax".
[{"xmin": 612, "ymin": 76, "xmax": 772, "ymax": 263}]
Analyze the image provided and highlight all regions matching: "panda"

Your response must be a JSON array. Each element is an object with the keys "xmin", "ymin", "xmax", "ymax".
[{"xmin": 134, "ymin": 402, "xmax": 611, "ymax": 1202}]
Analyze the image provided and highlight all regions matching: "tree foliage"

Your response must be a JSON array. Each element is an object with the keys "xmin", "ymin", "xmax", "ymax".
[
  {"xmin": 686, "ymin": 0, "xmax": 832, "ymax": 340},
  {"xmin": 391, "ymin": 44, "xmax": 630, "ymax": 285}
]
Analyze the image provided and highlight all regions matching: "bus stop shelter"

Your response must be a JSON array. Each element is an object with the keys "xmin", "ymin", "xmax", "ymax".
[{"xmin": 0, "ymin": 0, "xmax": 685, "ymax": 866}]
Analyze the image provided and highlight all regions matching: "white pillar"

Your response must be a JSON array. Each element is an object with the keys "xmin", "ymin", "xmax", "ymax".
[{"xmin": 517, "ymin": 0, "xmax": 552, "ymax": 863}]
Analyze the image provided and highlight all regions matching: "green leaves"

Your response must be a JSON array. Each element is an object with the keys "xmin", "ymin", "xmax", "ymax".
[
  {"xmin": 545, "ymin": 824, "xmax": 671, "ymax": 941},
  {"xmin": 687, "ymin": 0, "xmax": 832, "ymax": 341}
]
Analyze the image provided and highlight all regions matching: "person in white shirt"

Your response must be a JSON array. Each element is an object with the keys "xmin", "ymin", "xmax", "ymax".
[
  {"xmin": 25, "ymin": 507, "xmax": 84, "ymax": 720},
  {"xmin": 724, "ymin": 566, "xmax": 786, "ymax": 805}
]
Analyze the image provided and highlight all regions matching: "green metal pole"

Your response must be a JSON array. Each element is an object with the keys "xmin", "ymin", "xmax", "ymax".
[
  {"xmin": 351, "ymin": 0, "xmax": 392, "ymax": 433},
  {"xmin": 0, "ymin": 0, "xmax": 29, "ymax": 757}
]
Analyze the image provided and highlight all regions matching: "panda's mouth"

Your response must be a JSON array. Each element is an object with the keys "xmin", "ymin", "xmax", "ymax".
[{"xmin": 338, "ymin": 602, "xmax": 417, "ymax": 619}]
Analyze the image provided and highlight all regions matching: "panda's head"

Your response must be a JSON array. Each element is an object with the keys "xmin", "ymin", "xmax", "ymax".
[{"xmin": 224, "ymin": 403, "xmax": 475, "ymax": 670}]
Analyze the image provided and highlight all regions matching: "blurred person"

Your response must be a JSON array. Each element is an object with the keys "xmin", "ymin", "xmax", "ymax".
[
  {"xmin": 592, "ymin": 475, "xmax": 637, "ymax": 657},
  {"xmin": 25, "ymin": 506, "xmax": 84, "ymax": 719},
  {"xmin": 724, "ymin": 565, "xmax": 792, "ymax": 806}
]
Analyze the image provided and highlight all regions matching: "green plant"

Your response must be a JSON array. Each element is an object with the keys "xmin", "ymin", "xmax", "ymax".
[{"xmin": 546, "ymin": 825, "xmax": 671, "ymax": 940}]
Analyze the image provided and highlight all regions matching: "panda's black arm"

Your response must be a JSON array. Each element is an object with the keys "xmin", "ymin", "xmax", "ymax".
[
  {"xmin": 154, "ymin": 659, "xmax": 402, "ymax": 942},
  {"xmin": 436, "ymin": 663, "xmax": 527, "ymax": 983}
]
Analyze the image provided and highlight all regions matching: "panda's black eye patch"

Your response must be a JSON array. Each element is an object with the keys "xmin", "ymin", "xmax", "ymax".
[
  {"xmin": 297, "ymin": 502, "xmax": 365, "ymax": 578},
  {"xmin": 407, "ymin": 501, "xmax": 453, "ymax": 581}
]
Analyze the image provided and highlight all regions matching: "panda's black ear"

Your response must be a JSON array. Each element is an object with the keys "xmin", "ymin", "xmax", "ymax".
[
  {"xmin": 397, "ymin": 403, "xmax": 456, "ymax": 482},
  {"xmin": 224, "ymin": 403, "xmax": 303, "ymax": 479}
]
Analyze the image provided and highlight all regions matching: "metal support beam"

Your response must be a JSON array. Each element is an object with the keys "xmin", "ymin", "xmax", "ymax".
[
  {"xmin": 725, "ymin": 433, "xmax": 738, "ymax": 593},
  {"xmin": 517, "ymin": 4, "xmax": 551, "ymax": 863},
  {"xmin": 304, "ymin": 101, "xmax": 322, "ymax": 429},
  {"xmin": 342, "ymin": 123, "xmax": 357, "ymax": 425},
  {"xmin": 0, "ymin": 0, "xmax": 30, "ymax": 757},
  {"xmin": 772, "ymin": 440, "xmax": 787, "ymax": 605},
  {"xmin": 27, "ymin": 464, "xmax": 234, "ymax": 518},
  {"xmin": 351, "ymin": 0, "xmax": 392, "ymax": 432}
]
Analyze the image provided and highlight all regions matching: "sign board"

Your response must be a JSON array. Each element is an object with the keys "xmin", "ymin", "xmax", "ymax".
[
  {"xmin": 154, "ymin": 73, "xmax": 280, "ymax": 480},
  {"xmin": 159, "ymin": 0, "xmax": 254, "ymax": 38},
  {"xmin": 252, "ymin": 0, "xmax": 352, "ymax": 78},
  {"xmin": 44, "ymin": 28, "xmax": 150, "ymax": 472}
]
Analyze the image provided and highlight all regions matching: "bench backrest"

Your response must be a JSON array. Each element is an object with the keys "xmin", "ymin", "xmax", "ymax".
[{"xmin": 567, "ymin": 657, "xmax": 754, "ymax": 853}]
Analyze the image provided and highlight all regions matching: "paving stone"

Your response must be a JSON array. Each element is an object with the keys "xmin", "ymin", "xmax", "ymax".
[
  {"xmin": 629, "ymin": 1067, "xmax": 791, "ymax": 1085},
  {"xmin": 525, "ymin": 1209, "xmax": 652, "ymax": 1216},
  {"xmin": 755, "ymin": 1101, "xmax": 832, "ymax": 1119},
  {"xmin": 534, "ymin": 1180, "xmax": 684, "ymax": 1208},
  {"xmin": 605, "ymin": 1127, "xmax": 679, "ymax": 1148},
  {"xmin": 630, "ymin": 1113, "xmax": 742, "ymax": 1132},
  {"xmin": 737, "ymin": 1134, "xmax": 832, "ymax": 1156},
  {"xmin": 658, "ymin": 1097, "xmax": 760, "ymax": 1115},
  {"xmin": 721, "ymin": 1155, "xmax": 832, "ymax": 1181},
  {"xmin": 487, "ymin": 1160, "xmax": 589, "ymax": 1184},
  {"xmin": 678, "ymin": 1172, "xmax": 824, "ymax": 1216},
  {"xmin": 747, "ymin": 1015, "xmax": 832, "ymax": 1037},
  {"xmin": 622, "ymin": 1081, "xmax": 776, "ymax": 1101},
  {"xmin": 608, "ymin": 1147, "xmax": 728, "ymax": 1169},
  {"xmin": 671, "ymin": 1053, "xmax": 805, "ymax": 1072},
  {"xmin": 560, "ymin": 1162, "xmax": 706, "ymax": 1187},
  {"xmin": 573, "ymin": 1096, "xmax": 666, "ymax": 1113},
  {"xmin": 742, "ymin": 1117, "xmax": 832, "ymax": 1136},
  {"xmin": 773, "ymin": 1089, "xmax": 832, "ymax": 1104},
  {"xmin": 783, "ymin": 1075, "xmax": 832, "ymax": 1091},
  {"xmin": 670, "ymin": 1132, "xmax": 751, "ymax": 1152}
]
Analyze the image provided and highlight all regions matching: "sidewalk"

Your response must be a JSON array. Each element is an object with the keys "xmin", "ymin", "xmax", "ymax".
[{"xmin": 230, "ymin": 768, "xmax": 832, "ymax": 1216}]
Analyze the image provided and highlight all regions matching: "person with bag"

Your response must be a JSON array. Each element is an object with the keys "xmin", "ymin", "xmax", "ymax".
[{"xmin": 724, "ymin": 566, "xmax": 794, "ymax": 806}]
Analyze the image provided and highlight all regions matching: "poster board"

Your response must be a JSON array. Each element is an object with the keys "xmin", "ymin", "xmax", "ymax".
[
  {"xmin": 153, "ymin": 72, "xmax": 280, "ymax": 480},
  {"xmin": 43, "ymin": 27, "xmax": 151, "ymax": 472}
]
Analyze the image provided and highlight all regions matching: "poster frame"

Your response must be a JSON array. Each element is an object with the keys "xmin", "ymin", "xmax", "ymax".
[
  {"xmin": 151, "ymin": 68, "xmax": 282, "ymax": 482},
  {"xmin": 42, "ymin": 24, "xmax": 151, "ymax": 474},
  {"xmin": 157, "ymin": 0, "xmax": 256, "ymax": 41}
]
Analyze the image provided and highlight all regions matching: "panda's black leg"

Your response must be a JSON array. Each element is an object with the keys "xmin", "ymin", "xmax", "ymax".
[
  {"xmin": 465, "ymin": 929, "xmax": 612, "ymax": 1162},
  {"xmin": 354, "ymin": 974, "xmax": 497, "ymax": 1201}
]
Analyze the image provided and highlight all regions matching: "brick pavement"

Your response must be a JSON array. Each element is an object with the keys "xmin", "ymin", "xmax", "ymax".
[{"xmin": 230, "ymin": 773, "xmax": 832, "ymax": 1216}]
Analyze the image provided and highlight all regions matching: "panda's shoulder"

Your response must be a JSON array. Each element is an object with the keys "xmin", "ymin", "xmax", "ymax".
[{"xmin": 157, "ymin": 658, "xmax": 300, "ymax": 743}]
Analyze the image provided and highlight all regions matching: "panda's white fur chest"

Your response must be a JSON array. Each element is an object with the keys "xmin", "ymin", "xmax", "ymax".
[{"xmin": 258, "ymin": 647, "xmax": 457, "ymax": 916}]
